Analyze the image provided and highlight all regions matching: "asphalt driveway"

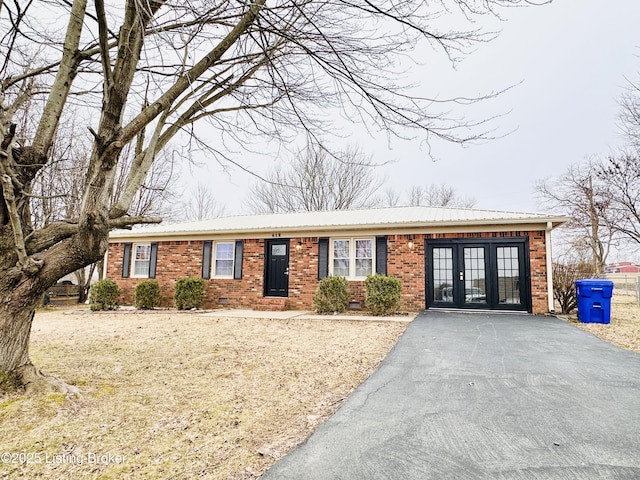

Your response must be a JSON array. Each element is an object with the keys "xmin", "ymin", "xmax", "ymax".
[{"xmin": 260, "ymin": 310, "xmax": 640, "ymax": 480}]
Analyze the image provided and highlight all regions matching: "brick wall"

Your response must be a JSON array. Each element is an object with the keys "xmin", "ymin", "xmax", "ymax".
[
  {"xmin": 207, "ymin": 238, "xmax": 264, "ymax": 308},
  {"xmin": 108, "ymin": 240, "xmax": 203, "ymax": 306},
  {"xmin": 107, "ymin": 229, "xmax": 550, "ymax": 314},
  {"xmin": 287, "ymin": 237, "xmax": 319, "ymax": 309},
  {"xmin": 387, "ymin": 234, "xmax": 426, "ymax": 311},
  {"xmin": 528, "ymin": 230, "xmax": 549, "ymax": 315}
]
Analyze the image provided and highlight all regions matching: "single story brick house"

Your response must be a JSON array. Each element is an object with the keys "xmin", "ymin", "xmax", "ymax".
[{"xmin": 105, "ymin": 206, "xmax": 567, "ymax": 314}]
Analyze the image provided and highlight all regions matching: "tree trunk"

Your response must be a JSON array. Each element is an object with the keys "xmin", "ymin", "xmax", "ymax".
[
  {"xmin": 74, "ymin": 267, "xmax": 90, "ymax": 304},
  {"xmin": 0, "ymin": 231, "xmax": 103, "ymax": 395},
  {"xmin": 0, "ymin": 293, "xmax": 81, "ymax": 395},
  {"xmin": 0, "ymin": 301, "xmax": 34, "ymax": 390}
]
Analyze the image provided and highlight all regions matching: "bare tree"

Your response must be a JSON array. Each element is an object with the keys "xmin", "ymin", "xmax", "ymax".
[
  {"xmin": 246, "ymin": 143, "xmax": 383, "ymax": 213},
  {"xmin": 589, "ymin": 68, "xmax": 640, "ymax": 250},
  {"xmin": 540, "ymin": 66, "xmax": 640, "ymax": 270},
  {"xmin": 26, "ymin": 117, "xmax": 179, "ymax": 302},
  {"xmin": 598, "ymin": 150, "xmax": 640, "ymax": 246},
  {"xmin": 180, "ymin": 183, "xmax": 226, "ymax": 221},
  {"xmin": 1, "ymin": 0, "xmax": 543, "ymax": 394},
  {"xmin": 618, "ymin": 75, "xmax": 640, "ymax": 148},
  {"xmin": 381, "ymin": 187, "xmax": 402, "ymax": 207},
  {"xmin": 535, "ymin": 160, "xmax": 619, "ymax": 275},
  {"xmin": 407, "ymin": 183, "xmax": 477, "ymax": 208}
]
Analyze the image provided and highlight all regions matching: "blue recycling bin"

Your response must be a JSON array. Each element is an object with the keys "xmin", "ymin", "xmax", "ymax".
[{"xmin": 575, "ymin": 279, "xmax": 614, "ymax": 324}]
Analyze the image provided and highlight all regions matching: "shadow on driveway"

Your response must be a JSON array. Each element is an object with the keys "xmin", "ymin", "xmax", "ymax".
[{"xmin": 261, "ymin": 310, "xmax": 640, "ymax": 480}]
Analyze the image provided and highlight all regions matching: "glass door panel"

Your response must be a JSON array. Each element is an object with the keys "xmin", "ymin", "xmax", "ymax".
[
  {"xmin": 432, "ymin": 247, "xmax": 454, "ymax": 303},
  {"xmin": 497, "ymin": 246, "xmax": 521, "ymax": 305},
  {"xmin": 463, "ymin": 247, "xmax": 487, "ymax": 305}
]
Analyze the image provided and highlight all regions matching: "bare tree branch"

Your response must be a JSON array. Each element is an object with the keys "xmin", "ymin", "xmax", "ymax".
[
  {"xmin": 109, "ymin": 215, "xmax": 162, "ymax": 229},
  {"xmin": 246, "ymin": 141, "xmax": 383, "ymax": 213},
  {"xmin": 32, "ymin": 0, "xmax": 87, "ymax": 156},
  {"xmin": 25, "ymin": 220, "xmax": 78, "ymax": 254},
  {"xmin": 0, "ymin": 173, "xmax": 27, "ymax": 266},
  {"xmin": 94, "ymin": 0, "xmax": 113, "ymax": 100},
  {"xmin": 619, "ymin": 75, "xmax": 640, "ymax": 148}
]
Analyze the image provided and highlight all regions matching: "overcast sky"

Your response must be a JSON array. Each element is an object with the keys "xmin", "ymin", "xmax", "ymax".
[{"xmin": 194, "ymin": 0, "xmax": 640, "ymax": 216}]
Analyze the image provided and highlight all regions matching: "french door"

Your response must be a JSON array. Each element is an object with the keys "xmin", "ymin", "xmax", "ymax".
[{"xmin": 426, "ymin": 239, "xmax": 530, "ymax": 311}]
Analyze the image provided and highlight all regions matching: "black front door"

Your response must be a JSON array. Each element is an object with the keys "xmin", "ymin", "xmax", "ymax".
[
  {"xmin": 426, "ymin": 239, "xmax": 530, "ymax": 311},
  {"xmin": 265, "ymin": 239, "xmax": 290, "ymax": 297}
]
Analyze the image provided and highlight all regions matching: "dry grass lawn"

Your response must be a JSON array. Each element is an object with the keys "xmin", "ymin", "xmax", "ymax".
[
  {"xmin": 0, "ymin": 309, "xmax": 408, "ymax": 479},
  {"xmin": 574, "ymin": 294, "xmax": 640, "ymax": 353},
  {"xmin": 3, "ymin": 297, "xmax": 639, "ymax": 479}
]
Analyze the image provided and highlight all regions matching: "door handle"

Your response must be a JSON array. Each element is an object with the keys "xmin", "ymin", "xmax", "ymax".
[
  {"xmin": 459, "ymin": 271, "xmax": 464, "ymax": 281},
  {"xmin": 284, "ymin": 268, "xmax": 289, "ymax": 276}
]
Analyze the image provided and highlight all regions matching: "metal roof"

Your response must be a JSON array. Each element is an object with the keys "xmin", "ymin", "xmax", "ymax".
[{"xmin": 109, "ymin": 206, "xmax": 568, "ymax": 241}]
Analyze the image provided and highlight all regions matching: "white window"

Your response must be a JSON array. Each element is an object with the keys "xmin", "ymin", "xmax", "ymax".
[
  {"xmin": 214, "ymin": 242, "xmax": 235, "ymax": 277},
  {"xmin": 330, "ymin": 238, "xmax": 374, "ymax": 279},
  {"xmin": 333, "ymin": 239, "xmax": 350, "ymax": 277},
  {"xmin": 355, "ymin": 239, "xmax": 373, "ymax": 277},
  {"xmin": 132, "ymin": 244, "xmax": 151, "ymax": 278}
]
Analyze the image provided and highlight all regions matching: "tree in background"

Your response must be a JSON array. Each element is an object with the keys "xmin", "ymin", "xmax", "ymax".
[
  {"xmin": 618, "ymin": 75, "xmax": 640, "ymax": 147},
  {"xmin": 380, "ymin": 188, "xmax": 402, "ymax": 207},
  {"xmin": 408, "ymin": 183, "xmax": 476, "ymax": 208},
  {"xmin": 378, "ymin": 183, "xmax": 476, "ymax": 208},
  {"xmin": 181, "ymin": 183, "xmax": 226, "ymax": 221},
  {"xmin": 246, "ymin": 142, "xmax": 383, "ymax": 213},
  {"xmin": 0, "ymin": 0, "xmax": 542, "ymax": 393},
  {"xmin": 536, "ymin": 67, "xmax": 640, "ymax": 293},
  {"xmin": 598, "ymin": 150, "xmax": 640, "ymax": 246},
  {"xmin": 596, "ymin": 72, "xmax": 640, "ymax": 249},
  {"xmin": 535, "ymin": 160, "xmax": 618, "ymax": 275}
]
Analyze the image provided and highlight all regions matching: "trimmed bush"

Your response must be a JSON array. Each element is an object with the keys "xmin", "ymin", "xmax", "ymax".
[
  {"xmin": 90, "ymin": 279, "xmax": 121, "ymax": 311},
  {"xmin": 135, "ymin": 280, "xmax": 162, "ymax": 309},
  {"xmin": 365, "ymin": 274, "xmax": 402, "ymax": 316},
  {"xmin": 174, "ymin": 277, "xmax": 206, "ymax": 310},
  {"xmin": 313, "ymin": 276, "xmax": 349, "ymax": 314}
]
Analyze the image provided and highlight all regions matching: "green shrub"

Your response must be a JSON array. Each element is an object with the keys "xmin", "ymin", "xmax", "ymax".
[
  {"xmin": 90, "ymin": 279, "xmax": 122, "ymax": 311},
  {"xmin": 365, "ymin": 274, "xmax": 402, "ymax": 316},
  {"xmin": 135, "ymin": 280, "xmax": 162, "ymax": 309},
  {"xmin": 313, "ymin": 276, "xmax": 349, "ymax": 314},
  {"xmin": 174, "ymin": 277, "xmax": 206, "ymax": 310}
]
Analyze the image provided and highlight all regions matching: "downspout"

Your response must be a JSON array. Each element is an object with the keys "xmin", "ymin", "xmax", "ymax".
[
  {"xmin": 545, "ymin": 221, "xmax": 554, "ymax": 313},
  {"xmin": 102, "ymin": 248, "xmax": 109, "ymax": 280}
]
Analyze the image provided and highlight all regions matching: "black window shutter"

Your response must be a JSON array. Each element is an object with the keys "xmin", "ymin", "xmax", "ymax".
[
  {"xmin": 202, "ymin": 241, "xmax": 212, "ymax": 279},
  {"xmin": 376, "ymin": 236, "xmax": 387, "ymax": 275},
  {"xmin": 233, "ymin": 240, "xmax": 244, "ymax": 280},
  {"xmin": 318, "ymin": 238, "xmax": 329, "ymax": 279},
  {"xmin": 122, "ymin": 243, "xmax": 132, "ymax": 278},
  {"xmin": 149, "ymin": 243, "xmax": 158, "ymax": 279}
]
